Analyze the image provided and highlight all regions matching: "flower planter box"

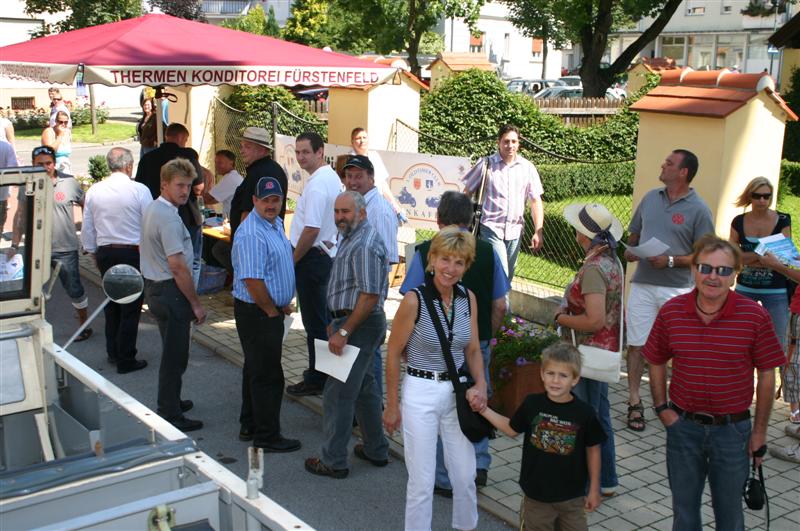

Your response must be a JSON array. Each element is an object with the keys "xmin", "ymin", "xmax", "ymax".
[{"xmin": 489, "ymin": 361, "xmax": 545, "ymax": 418}]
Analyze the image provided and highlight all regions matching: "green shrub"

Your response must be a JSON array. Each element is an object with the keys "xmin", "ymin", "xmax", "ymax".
[
  {"xmin": 70, "ymin": 104, "xmax": 109, "ymax": 126},
  {"xmin": 780, "ymin": 159, "xmax": 800, "ymax": 198},
  {"xmin": 419, "ymin": 69, "xmax": 658, "ymax": 165},
  {"xmin": 88, "ymin": 155, "xmax": 110, "ymax": 182},
  {"xmin": 538, "ymin": 161, "xmax": 635, "ymax": 201},
  {"xmin": 1, "ymin": 104, "xmax": 109, "ymax": 130},
  {"xmin": 223, "ymin": 85, "xmax": 326, "ymax": 139}
]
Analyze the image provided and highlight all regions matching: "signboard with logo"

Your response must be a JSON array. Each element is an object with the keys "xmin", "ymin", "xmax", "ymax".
[{"xmin": 275, "ymin": 134, "xmax": 471, "ymax": 230}]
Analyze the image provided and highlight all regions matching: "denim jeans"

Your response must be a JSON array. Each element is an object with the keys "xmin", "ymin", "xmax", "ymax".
[
  {"xmin": 478, "ymin": 223, "xmax": 521, "ymax": 281},
  {"xmin": 435, "ymin": 340, "xmax": 492, "ymax": 489},
  {"xmin": 665, "ymin": 416, "xmax": 751, "ymax": 531},
  {"xmin": 295, "ymin": 248, "xmax": 332, "ymax": 387},
  {"xmin": 51, "ymin": 250, "xmax": 87, "ymax": 305},
  {"xmin": 572, "ymin": 377, "xmax": 618, "ymax": 490},
  {"xmin": 188, "ymin": 224, "xmax": 202, "ymax": 288},
  {"xmin": 736, "ymin": 289, "xmax": 789, "ymax": 351},
  {"xmin": 321, "ymin": 311, "xmax": 388, "ymax": 470},
  {"xmin": 373, "ymin": 343, "xmax": 385, "ymax": 400}
]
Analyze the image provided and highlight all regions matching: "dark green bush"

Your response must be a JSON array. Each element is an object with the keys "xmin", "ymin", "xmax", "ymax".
[
  {"xmin": 419, "ymin": 69, "xmax": 657, "ymax": 165},
  {"xmin": 538, "ymin": 161, "xmax": 635, "ymax": 201},
  {"xmin": 783, "ymin": 67, "xmax": 800, "ymax": 162},
  {"xmin": 780, "ymin": 159, "xmax": 800, "ymax": 198},
  {"xmin": 2, "ymin": 104, "xmax": 108, "ymax": 130},
  {"xmin": 223, "ymin": 85, "xmax": 326, "ymax": 139},
  {"xmin": 88, "ymin": 155, "xmax": 110, "ymax": 182}
]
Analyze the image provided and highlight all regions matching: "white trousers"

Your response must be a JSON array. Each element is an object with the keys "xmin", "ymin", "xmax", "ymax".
[{"xmin": 402, "ymin": 375, "xmax": 478, "ymax": 531}]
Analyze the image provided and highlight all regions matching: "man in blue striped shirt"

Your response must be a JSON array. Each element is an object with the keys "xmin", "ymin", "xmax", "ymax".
[
  {"xmin": 232, "ymin": 176, "xmax": 300, "ymax": 453},
  {"xmin": 304, "ymin": 191, "xmax": 390, "ymax": 478},
  {"xmin": 343, "ymin": 154, "xmax": 398, "ymax": 398}
]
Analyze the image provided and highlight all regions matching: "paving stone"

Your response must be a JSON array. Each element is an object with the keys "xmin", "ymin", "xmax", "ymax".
[
  {"xmin": 620, "ymin": 507, "xmax": 664, "ymax": 528},
  {"xmin": 487, "ymin": 464, "xmax": 518, "ymax": 483},
  {"xmin": 498, "ymin": 493, "xmax": 522, "ymax": 512},
  {"xmin": 597, "ymin": 515, "xmax": 640, "ymax": 531},
  {"xmin": 630, "ymin": 486, "xmax": 666, "ymax": 504},
  {"xmin": 493, "ymin": 479, "xmax": 520, "ymax": 496}
]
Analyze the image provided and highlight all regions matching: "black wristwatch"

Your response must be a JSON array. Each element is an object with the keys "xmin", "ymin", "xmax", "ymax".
[{"xmin": 653, "ymin": 403, "xmax": 670, "ymax": 415}]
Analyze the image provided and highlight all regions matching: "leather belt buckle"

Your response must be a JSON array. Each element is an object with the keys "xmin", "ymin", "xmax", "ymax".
[{"xmin": 690, "ymin": 412, "xmax": 716, "ymax": 425}]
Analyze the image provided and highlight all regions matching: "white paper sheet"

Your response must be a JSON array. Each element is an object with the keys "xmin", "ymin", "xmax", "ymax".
[
  {"xmin": 283, "ymin": 315, "xmax": 293, "ymax": 342},
  {"xmin": 313, "ymin": 339, "xmax": 360, "ymax": 383},
  {"xmin": 624, "ymin": 237, "xmax": 669, "ymax": 259}
]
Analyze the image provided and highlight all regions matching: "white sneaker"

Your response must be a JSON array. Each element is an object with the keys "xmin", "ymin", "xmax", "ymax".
[
  {"xmin": 769, "ymin": 443, "xmax": 800, "ymax": 464},
  {"xmin": 786, "ymin": 423, "xmax": 800, "ymax": 440}
]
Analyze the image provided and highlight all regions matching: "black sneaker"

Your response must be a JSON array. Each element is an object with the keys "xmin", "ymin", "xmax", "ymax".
[
  {"xmin": 476, "ymin": 468, "xmax": 488, "ymax": 487},
  {"xmin": 304, "ymin": 457, "xmax": 348, "ymax": 479},
  {"xmin": 433, "ymin": 485, "xmax": 453, "ymax": 498},
  {"xmin": 170, "ymin": 416, "xmax": 203, "ymax": 432},
  {"xmin": 255, "ymin": 436, "xmax": 301, "ymax": 453},
  {"xmin": 180, "ymin": 399, "xmax": 193, "ymax": 413},
  {"xmin": 286, "ymin": 381, "xmax": 323, "ymax": 397},
  {"xmin": 239, "ymin": 426, "xmax": 254, "ymax": 442}
]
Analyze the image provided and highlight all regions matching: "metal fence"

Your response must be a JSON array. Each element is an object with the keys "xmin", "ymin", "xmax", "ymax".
[
  {"xmin": 212, "ymin": 97, "xmax": 634, "ymax": 296},
  {"xmin": 393, "ymin": 119, "xmax": 635, "ymax": 296}
]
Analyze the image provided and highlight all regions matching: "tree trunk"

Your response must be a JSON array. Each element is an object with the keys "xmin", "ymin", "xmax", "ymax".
[
  {"xmin": 406, "ymin": 0, "xmax": 423, "ymax": 78},
  {"xmin": 89, "ymin": 84, "xmax": 97, "ymax": 136},
  {"xmin": 541, "ymin": 41, "xmax": 548, "ymax": 79}
]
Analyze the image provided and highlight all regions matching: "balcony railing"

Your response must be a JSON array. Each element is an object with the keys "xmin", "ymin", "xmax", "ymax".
[{"xmin": 202, "ymin": 1, "xmax": 250, "ymax": 16}]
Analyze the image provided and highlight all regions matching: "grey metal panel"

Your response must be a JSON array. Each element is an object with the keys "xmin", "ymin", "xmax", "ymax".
[
  {"xmin": 57, "ymin": 374, "xmax": 100, "ymax": 429},
  {"xmin": 0, "ymin": 338, "xmax": 25, "ymax": 405},
  {"xmin": 0, "ymin": 411, "xmax": 42, "ymax": 471},
  {"xmin": 31, "ymin": 482, "xmax": 221, "ymax": 531},
  {"xmin": 97, "ymin": 392, "xmax": 153, "ymax": 447},
  {"xmin": 0, "ymin": 457, "xmax": 201, "ymax": 529},
  {"xmin": 49, "ymin": 404, "xmax": 91, "ymax": 456}
]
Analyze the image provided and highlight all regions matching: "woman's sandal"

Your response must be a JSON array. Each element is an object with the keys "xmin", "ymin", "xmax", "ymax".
[
  {"xmin": 73, "ymin": 327, "xmax": 93, "ymax": 343},
  {"xmin": 627, "ymin": 402, "xmax": 646, "ymax": 432},
  {"xmin": 790, "ymin": 409, "xmax": 800, "ymax": 425}
]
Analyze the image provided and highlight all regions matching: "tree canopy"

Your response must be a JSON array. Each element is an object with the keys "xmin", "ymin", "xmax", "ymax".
[
  {"xmin": 148, "ymin": 0, "xmax": 205, "ymax": 21},
  {"xmin": 503, "ymin": 0, "xmax": 683, "ymax": 96},
  {"xmin": 220, "ymin": 4, "xmax": 280, "ymax": 37},
  {"xmin": 24, "ymin": 0, "xmax": 141, "ymax": 34}
]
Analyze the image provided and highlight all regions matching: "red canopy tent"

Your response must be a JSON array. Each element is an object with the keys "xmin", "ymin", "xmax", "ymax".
[{"xmin": 0, "ymin": 13, "xmax": 392, "ymax": 88}]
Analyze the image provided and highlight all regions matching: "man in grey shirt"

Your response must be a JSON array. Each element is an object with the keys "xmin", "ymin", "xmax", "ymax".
[
  {"xmin": 304, "ymin": 191, "xmax": 389, "ymax": 479},
  {"xmin": 623, "ymin": 149, "xmax": 715, "ymax": 432},
  {"xmin": 141, "ymin": 158, "xmax": 207, "ymax": 433},
  {"xmin": 10, "ymin": 145, "xmax": 91, "ymax": 341}
]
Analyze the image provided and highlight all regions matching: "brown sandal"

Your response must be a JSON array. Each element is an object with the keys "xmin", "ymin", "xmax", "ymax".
[{"xmin": 627, "ymin": 402, "xmax": 646, "ymax": 431}]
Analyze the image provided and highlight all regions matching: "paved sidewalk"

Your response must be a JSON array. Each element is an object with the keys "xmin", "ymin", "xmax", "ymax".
[{"xmin": 80, "ymin": 255, "xmax": 799, "ymax": 530}]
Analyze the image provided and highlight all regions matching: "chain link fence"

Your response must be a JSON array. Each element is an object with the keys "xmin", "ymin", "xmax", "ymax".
[
  {"xmin": 213, "ymin": 97, "xmax": 633, "ymax": 295},
  {"xmin": 394, "ymin": 119, "xmax": 635, "ymax": 295}
]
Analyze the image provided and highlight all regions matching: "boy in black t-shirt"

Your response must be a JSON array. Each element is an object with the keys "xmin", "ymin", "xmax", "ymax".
[{"xmin": 480, "ymin": 342, "xmax": 605, "ymax": 531}]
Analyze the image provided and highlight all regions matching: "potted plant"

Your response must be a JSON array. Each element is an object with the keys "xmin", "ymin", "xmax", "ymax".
[{"xmin": 489, "ymin": 315, "xmax": 560, "ymax": 417}]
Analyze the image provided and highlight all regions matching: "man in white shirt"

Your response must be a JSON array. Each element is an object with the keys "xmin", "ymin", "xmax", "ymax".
[
  {"xmin": 0, "ymin": 140, "xmax": 18, "ymax": 232},
  {"xmin": 204, "ymin": 149, "xmax": 243, "ymax": 219},
  {"xmin": 203, "ymin": 149, "xmax": 243, "ymax": 273},
  {"xmin": 286, "ymin": 132, "xmax": 343, "ymax": 397},
  {"xmin": 343, "ymin": 154, "xmax": 398, "ymax": 397},
  {"xmin": 82, "ymin": 147, "xmax": 153, "ymax": 374}
]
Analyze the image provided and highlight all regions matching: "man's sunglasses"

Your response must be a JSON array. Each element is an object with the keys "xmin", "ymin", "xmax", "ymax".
[
  {"xmin": 56, "ymin": 120, "xmax": 68, "ymax": 125},
  {"xmin": 32, "ymin": 146, "xmax": 55, "ymax": 157},
  {"xmin": 696, "ymin": 263, "xmax": 735, "ymax": 277},
  {"xmin": 751, "ymin": 192, "xmax": 771, "ymax": 200}
]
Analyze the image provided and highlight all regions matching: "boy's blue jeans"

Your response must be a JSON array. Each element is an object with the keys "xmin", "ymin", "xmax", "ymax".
[{"xmin": 572, "ymin": 377, "xmax": 618, "ymax": 490}]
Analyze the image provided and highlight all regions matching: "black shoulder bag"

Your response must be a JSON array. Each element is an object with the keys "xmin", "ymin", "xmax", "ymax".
[{"xmin": 419, "ymin": 281, "xmax": 494, "ymax": 443}]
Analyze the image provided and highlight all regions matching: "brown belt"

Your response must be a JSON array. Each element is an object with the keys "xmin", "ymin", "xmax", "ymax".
[
  {"xmin": 670, "ymin": 403, "xmax": 750, "ymax": 426},
  {"xmin": 330, "ymin": 309, "xmax": 352, "ymax": 318}
]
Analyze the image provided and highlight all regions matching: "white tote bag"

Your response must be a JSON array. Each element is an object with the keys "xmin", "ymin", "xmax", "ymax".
[{"xmin": 566, "ymin": 257, "xmax": 624, "ymax": 384}]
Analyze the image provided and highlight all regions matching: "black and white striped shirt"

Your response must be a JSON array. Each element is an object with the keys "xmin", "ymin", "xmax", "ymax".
[{"xmin": 407, "ymin": 284, "xmax": 471, "ymax": 372}]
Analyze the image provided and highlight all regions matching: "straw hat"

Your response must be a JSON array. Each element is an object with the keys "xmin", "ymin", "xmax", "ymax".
[
  {"xmin": 241, "ymin": 127, "xmax": 272, "ymax": 149},
  {"xmin": 563, "ymin": 203, "xmax": 623, "ymax": 241}
]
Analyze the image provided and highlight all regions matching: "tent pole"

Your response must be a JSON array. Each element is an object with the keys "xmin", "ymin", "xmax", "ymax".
[{"xmin": 155, "ymin": 86, "xmax": 165, "ymax": 145}]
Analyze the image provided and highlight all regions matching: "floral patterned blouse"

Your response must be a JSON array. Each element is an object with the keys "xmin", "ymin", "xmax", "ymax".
[{"xmin": 560, "ymin": 249, "xmax": 623, "ymax": 352}]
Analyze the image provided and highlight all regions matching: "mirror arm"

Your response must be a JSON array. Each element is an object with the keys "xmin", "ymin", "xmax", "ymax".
[{"xmin": 62, "ymin": 297, "xmax": 110, "ymax": 350}]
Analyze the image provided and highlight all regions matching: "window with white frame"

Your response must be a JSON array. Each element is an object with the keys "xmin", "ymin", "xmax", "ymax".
[{"xmin": 661, "ymin": 35, "xmax": 686, "ymax": 64}]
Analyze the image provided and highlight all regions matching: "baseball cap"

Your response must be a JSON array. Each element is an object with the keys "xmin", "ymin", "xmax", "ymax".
[
  {"xmin": 255, "ymin": 176, "xmax": 283, "ymax": 199},
  {"xmin": 343, "ymin": 155, "xmax": 374, "ymax": 172}
]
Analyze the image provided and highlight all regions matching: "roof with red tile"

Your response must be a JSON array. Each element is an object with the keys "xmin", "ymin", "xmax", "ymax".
[
  {"xmin": 629, "ymin": 57, "xmax": 679, "ymax": 73},
  {"xmin": 630, "ymin": 68, "xmax": 798, "ymax": 121},
  {"xmin": 430, "ymin": 52, "xmax": 495, "ymax": 72}
]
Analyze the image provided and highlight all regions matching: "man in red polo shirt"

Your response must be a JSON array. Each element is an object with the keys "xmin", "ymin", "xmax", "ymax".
[{"xmin": 643, "ymin": 234, "xmax": 785, "ymax": 531}]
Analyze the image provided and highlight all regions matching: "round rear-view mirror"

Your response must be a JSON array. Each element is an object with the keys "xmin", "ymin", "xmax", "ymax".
[{"xmin": 102, "ymin": 264, "xmax": 143, "ymax": 304}]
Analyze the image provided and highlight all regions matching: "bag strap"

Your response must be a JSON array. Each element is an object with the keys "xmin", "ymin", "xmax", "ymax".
[
  {"xmin": 420, "ymin": 281, "xmax": 465, "ymax": 392},
  {"xmin": 567, "ymin": 255, "xmax": 625, "ymax": 354}
]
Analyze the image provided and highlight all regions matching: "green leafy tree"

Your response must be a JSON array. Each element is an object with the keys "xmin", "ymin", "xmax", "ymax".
[
  {"xmin": 283, "ymin": 0, "xmax": 329, "ymax": 47},
  {"xmin": 501, "ymin": 1, "xmax": 568, "ymax": 76},
  {"xmin": 149, "ymin": 0, "xmax": 205, "ymax": 21},
  {"xmin": 24, "ymin": 0, "xmax": 141, "ymax": 34},
  {"xmin": 783, "ymin": 67, "xmax": 800, "ymax": 162},
  {"xmin": 334, "ymin": 1, "xmax": 486, "ymax": 76},
  {"xmin": 221, "ymin": 4, "xmax": 280, "ymax": 37},
  {"xmin": 419, "ymin": 31, "xmax": 445, "ymax": 56},
  {"xmin": 503, "ymin": 1, "xmax": 684, "ymax": 97}
]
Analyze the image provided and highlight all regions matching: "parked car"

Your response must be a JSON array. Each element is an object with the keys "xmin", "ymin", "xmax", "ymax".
[
  {"xmin": 507, "ymin": 78, "xmax": 564, "ymax": 94},
  {"xmin": 533, "ymin": 86, "xmax": 621, "ymax": 100},
  {"xmin": 559, "ymin": 75, "xmax": 582, "ymax": 87}
]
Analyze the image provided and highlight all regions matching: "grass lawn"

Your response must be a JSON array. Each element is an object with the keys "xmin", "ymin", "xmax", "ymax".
[{"xmin": 15, "ymin": 122, "xmax": 136, "ymax": 144}]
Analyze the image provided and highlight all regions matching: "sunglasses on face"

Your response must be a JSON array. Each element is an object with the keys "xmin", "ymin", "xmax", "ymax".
[
  {"xmin": 57, "ymin": 120, "xmax": 68, "ymax": 125},
  {"xmin": 696, "ymin": 263, "xmax": 735, "ymax": 277},
  {"xmin": 751, "ymin": 192, "xmax": 771, "ymax": 200},
  {"xmin": 32, "ymin": 146, "xmax": 55, "ymax": 157}
]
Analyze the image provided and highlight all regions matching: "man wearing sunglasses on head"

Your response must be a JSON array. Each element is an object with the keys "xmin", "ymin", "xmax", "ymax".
[{"xmin": 643, "ymin": 235, "xmax": 785, "ymax": 531}]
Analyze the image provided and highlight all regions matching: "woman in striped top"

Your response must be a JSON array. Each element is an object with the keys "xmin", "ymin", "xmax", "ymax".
[{"xmin": 384, "ymin": 226, "xmax": 487, "ymax": 531}]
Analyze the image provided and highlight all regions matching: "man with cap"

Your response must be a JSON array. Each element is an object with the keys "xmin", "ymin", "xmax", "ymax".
[
  {"xmin": 343, "ymin": 154, "xmax": 398, "ymax": 397},
  {"xmin": 232, "ymin": 176, "xmax": 300, "ymax": 452},
  {"xmin": 229, "ymin": 127, "xmax": 288, "ymax": 240}
]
